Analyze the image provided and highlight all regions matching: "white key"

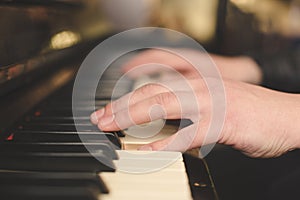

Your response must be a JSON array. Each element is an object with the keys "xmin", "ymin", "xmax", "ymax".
[{"xmin": 100, "ymin": 150, "xmax": 193, "ymax": 200}]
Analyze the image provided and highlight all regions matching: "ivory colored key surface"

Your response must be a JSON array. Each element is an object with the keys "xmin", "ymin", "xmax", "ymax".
[
  {"xmin": 101, "ymin": 150, "xmax": 193, "ymax": 200},
  {"xmin": 122, "ymin": 124, "xmax": 177, "ymax": 150}
]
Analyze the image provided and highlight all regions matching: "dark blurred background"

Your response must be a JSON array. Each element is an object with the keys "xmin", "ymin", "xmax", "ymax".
[
  {"xmin": 2, "ymin": 0, "xmax": 300, "ymax": 90},
  {"xmin": 3, "ymin": 0, "xmax": 300, "ymax": 66}
]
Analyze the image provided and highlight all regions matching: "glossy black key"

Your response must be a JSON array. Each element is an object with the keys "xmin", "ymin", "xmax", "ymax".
[
  {"xmin": 10, "ymin": 131, "xmax": 121, "ymax": 148},
  {"xmin": 24, "ymin": 116, "xmax": 90, "ymax": 124},
  {"xmin": 114, "ymin": 130, "xmax": 125, "ymax": 137},
  {"xmin": 0, "ymin": 142, "xmax": 118, "ymax": 159},
  {"xmin": 0, "ymin": 185, "xmax": 100, "ymax": 200},
  {"xmin": 19, "ymin": 123, "xmax": 100, "ymax": 132},
  {"xmin": 19, "ymin": 120, "xmax": 125, "ymax": 138},
  {"xmin": 0, "ymin": 152, "xmax": 115, "ymax": 172},
  {"xmin": 0, "ymin": 171, "xmax": 109, "ymax": 194},
  {"xmin": 41, "ymin": 100, "xmax": 109, "ymax": 109}
]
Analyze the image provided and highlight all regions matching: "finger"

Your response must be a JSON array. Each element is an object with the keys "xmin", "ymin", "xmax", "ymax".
[
  {"xmin": 108, "ymin": 78, "xmax": 205, "ymax": 115},
  {"xmin": 138, "ymin": 118, "xmax": 216, "ymax": 152},
  {"xmin": 91, "ymin": 78, "xmax": 206, "ymax": 126},
  {"xmin": 97, "ymin": 91, "xmax": 201, "ymax": 131},
  {"xmin": 90, "ymin": 83, "xmax": 171, "ymax": 125},
  {"xmin": 91, "ymin": 78, "xmax": 197, "ymax": 124},
  {"xmin": 97, "ymin": 91, "xmax": 179, "ymax": 131}
]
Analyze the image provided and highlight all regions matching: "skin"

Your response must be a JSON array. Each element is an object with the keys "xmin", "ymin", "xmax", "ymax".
[
  {"xmin": 122, "ymin": 49, "xmax": 263, "ymax": 84},
  {"xmin": 90, "ymin": 49, "xmax": 300, "ymax": 158}
]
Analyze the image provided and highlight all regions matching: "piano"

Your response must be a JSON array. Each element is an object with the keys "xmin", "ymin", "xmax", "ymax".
[
  {"xmin": 2, "ymin": 1, "xmax": 300, "ymax": 200},
  {"xmin": 0, "ymin": 1, "xmax": 218, "ymax": 200}
]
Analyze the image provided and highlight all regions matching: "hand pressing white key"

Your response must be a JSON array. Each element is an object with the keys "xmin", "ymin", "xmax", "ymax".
[{"xmin": 91, "ymin": 77, "xmax": 300, "ymax": 158}]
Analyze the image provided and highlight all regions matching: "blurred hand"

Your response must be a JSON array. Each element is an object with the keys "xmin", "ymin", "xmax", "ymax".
[
  {"xmin": 91, "ymin": 78, "xmax": 300, "ymax": 158},
  {"xmin": 122, "ymin": 48, "xmax": 262, "ymax": 84}
]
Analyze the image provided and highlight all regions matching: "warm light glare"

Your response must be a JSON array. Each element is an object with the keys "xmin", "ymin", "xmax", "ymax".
[
  {"xmin": 230, "ymin": 0, "xmax": 300, "ymax": 37},
  {"xmin": 50, "ymin": 31, "xmax": 81, "ymax": 50},
  {"xmin": 159, "ymin": 0, "xmax": 218, "ymax": 42}
]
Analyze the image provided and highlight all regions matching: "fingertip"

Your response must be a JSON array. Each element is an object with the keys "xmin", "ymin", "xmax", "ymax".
[
  {"xmin": 90, "ymin": 112, "xmax": 98, "ymax": 124},
  {"xmin": 90, "ymin": 108, "xmax": 105, "ymax": 125}
]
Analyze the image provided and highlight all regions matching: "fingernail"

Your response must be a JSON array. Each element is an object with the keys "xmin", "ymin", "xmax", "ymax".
[
  {"xmin": 90, "ymin": 112, "xmax": 99, "ymax": 124},
  {"xmin": 138, "ymin": 145, "xmax": 152, "ymax": 151},
  {"xmin": 90, "ymin": 109, "xmax": 105, "ymax": 124},
  {"xmin": 100, "ymin": 114, "xmax": 115, "ymax": 126}
]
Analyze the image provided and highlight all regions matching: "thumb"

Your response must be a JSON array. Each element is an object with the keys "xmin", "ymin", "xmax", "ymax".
[
  {"xmin": 138, "ymin": 124, "xmax": 202, "ymax": 152},
  {"xmin": 138, "ymin": 118, "xmax": 219, "ymax": 152}
]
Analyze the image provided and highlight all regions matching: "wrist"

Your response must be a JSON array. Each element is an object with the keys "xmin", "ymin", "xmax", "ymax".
[
  {"xmin": 287, "ymin": 94, "xmax": 300, "ymax": 150},
  {"xmin": 277, "ymin": 93, "xmax": 300, "ymax": 151}
]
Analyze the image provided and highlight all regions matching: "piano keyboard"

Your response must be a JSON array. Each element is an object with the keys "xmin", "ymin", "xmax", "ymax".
[
  {"xmin": 101, "ymin": 150, "xmax": 192, "ymax": 200},
  {"xmin": 0, "ymin": 62, "xmax": 216, "ymax": 200}
]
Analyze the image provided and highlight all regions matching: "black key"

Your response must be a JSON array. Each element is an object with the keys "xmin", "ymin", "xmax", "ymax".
[
  {"xmin": 0, "ymin": 142, "xmax": 118, "ymax": 159},
  {"xmin": 41, "ymin": 100, "xmax": 109, "ymax": 108},
  {"xmin": 19, "ymin": 123, "xmax": 100, "ymax": 132},
  {"xmin": 0, "ymin": 185, "xmax": 100, "ymax": 200},
  {"xmin": 114, "ymin": 130, "xmax": 125, "ymax": 137},
  {"xmin": 0, "ymin": 152, "xmax": 115, "ymax": 172},
  {"xmin": 10, "ymin": 131, "xmax": 121, "ymax": 148},
  {"xmin": 24, "ymin": 116, "xmax": 90, "ymax": 124},
  {"xmin": 40, "ymin": 106, "xmax": 94, "ymax": 111},
  {"xmin": 20, "ymin": 121, "xmax": 125, "ymax": 138},
  {"xmin": 29, "ymin": 105, "xmax": 102, "ymax": 118},
  {"xmin": 0, "ymin": 171, "xmax": 109, "ymax": 194}
]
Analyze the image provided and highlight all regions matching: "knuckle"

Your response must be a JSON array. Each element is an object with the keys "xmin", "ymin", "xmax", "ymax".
[
  {"xmin": 143, "ymin": 83, "xmax": 159, "ymax": 91},
  {"xmin": 138, "ymin": 83, "xmax": 162, "ymax": 95},
  {"xmin": 154, "ymin": 92, "xmax": 176, "ymax": 106}
]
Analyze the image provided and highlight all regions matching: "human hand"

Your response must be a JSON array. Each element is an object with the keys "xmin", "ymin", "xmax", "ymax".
[
  {"xmin": 91, "ymin": 78, "xmax": 300, "ymax": 158},
  {"xmin": 122, "ymin": 48, "xmax": 262, "ymax": 84}
]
